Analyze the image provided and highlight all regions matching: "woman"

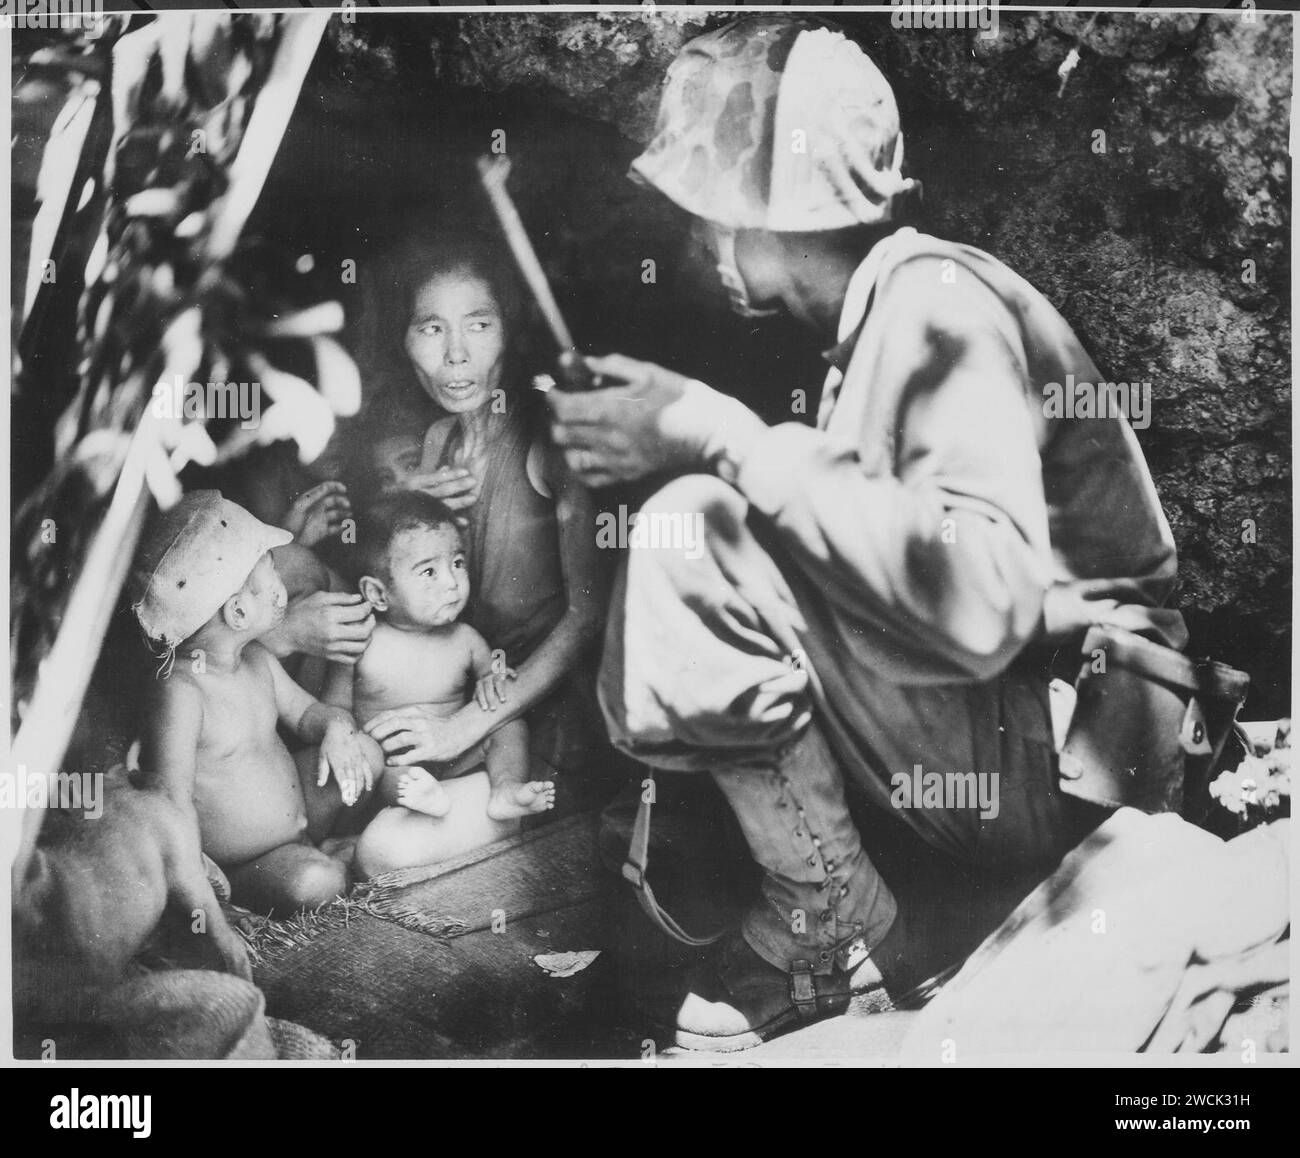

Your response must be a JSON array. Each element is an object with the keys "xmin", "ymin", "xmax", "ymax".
[{"xmin": 359, "ymin": 226, "xmax": 611, "ymax": 807}]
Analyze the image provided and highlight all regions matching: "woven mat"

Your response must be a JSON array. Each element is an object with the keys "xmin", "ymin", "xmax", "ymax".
[
  {"xmin": 248, "ymin": 813, "xmax": 629, "ymax": 1058},
  {"xmin": 235, "ymin": 811, "xmax": 612, "ymax": 968},
  {"xmin": 354, "ymin": 810, "xmax": 612, "ymax": 938}
]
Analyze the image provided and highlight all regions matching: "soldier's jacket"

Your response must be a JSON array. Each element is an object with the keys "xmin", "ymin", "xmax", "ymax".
[
  {"xmin": 724, "ymin": 227, "xmax": 1187, "ymax": 861},
  {"xmin": 736, "ymin": 226, "xmax": 1186, "ymax": 677},
  {"xmin": 601, "ymin": 224, "xmax": 1187, "ymax": 865}
]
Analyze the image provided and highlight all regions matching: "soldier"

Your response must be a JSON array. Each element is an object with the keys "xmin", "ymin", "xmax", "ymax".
[{"xmin": 548, "ymin": 15, "xmax": 1186, "ymax": 1050}]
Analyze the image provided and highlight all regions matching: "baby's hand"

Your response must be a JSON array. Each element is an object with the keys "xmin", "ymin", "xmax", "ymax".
[
  {"xmin": 474, "ymin": 650, "xmax": 517, "ymax": 712},
  {"xmin": 317, "ymin": 719, "xmax": 377, "ymax": 806}
]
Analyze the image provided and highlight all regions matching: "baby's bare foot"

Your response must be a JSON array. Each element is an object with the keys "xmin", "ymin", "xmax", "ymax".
[
  {"xmin": 486, "ymin": 780, "xmax": 556, "ymax": 821},
  {"xmin": 397, "ymin": 768, "xmax": 451, "ymax": 818}
]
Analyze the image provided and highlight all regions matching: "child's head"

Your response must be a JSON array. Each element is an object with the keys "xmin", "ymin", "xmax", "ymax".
[
  {"xmin": 371, "ymin": 428, "xmax": 424, "ymax": 494},
  {"xmin": 130, "ymin": 491, "xmax": 293, "ymax": 656},
  {"xmin": 355, "ymin": 491, "xmax": 468, "ymax": 630}
]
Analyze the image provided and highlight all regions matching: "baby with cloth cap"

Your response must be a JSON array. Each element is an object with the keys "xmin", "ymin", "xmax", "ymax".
[{"xmin": 131, "ymin": 490, "xmax": 384, "ymax": 915}]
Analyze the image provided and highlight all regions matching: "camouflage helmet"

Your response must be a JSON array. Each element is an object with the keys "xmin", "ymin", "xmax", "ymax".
[{"xmin": 631, "ymin": 16, "xmax": 917, "ymax": 232}]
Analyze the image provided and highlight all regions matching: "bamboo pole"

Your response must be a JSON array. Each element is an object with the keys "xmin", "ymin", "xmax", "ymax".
[
  {"xmin": 7, "ymin": 417, "xmax": 155, "ymax": 880},
  {"xmin": 23, "ymin": 85, "xmax": 100, "ymax": 326},
  {"xmin": 206, "ymin": 12, "xmax": 330, "ymax": 262},
  {"xmin": 7, "ymin": 12, "xmax": 331, "ymax": 886}
]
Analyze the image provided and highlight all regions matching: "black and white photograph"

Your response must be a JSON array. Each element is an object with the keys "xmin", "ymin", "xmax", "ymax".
[{"xmin": 4, "ymin": 0, "xmax": 1294, "ymax": 1092}]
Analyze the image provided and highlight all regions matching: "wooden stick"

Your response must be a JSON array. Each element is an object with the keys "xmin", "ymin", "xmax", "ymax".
[{"xmin": 477, "ymin": 154, "xmax": 577, "ymax": 352}]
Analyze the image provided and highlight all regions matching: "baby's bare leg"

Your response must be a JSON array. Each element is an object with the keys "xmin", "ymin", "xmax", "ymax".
[
  {"xmin": 353, "ymin": 772, "xmax": 517, "ymax": 878},
  {"xmin": 482, "ymin": 718, "xmax": 555, "ymax": 821},
  {"xmin": 226, "ymin": 842, "xmax": 349, "ymax": 916}
]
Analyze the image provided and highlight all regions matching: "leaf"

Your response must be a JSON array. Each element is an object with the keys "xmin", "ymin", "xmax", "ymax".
[
  {"xmin": 533, "ymin": 950, "xmax": 601, "ymax": 978},
  {"xmin": 263, "ymin": 301, "xmax": 345, "ymax": 338},
  {"xmin": 311, "ymin": 335, "xmax": 361, "ymax": 417},
  {"xmin": 250, "ymin": 350, "xmax": 337, "ymax": 463}
]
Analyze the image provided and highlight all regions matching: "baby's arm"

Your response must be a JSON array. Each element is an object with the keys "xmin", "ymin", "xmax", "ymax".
[
  {"xmin": 319, "ymin": 656, "xmax": 356, "ymax": 713},
  {"xmin": 262, "ymin": 647, "xmax": 375, "ymax": 806},
  {"xmin": 317, "ymin": 655, "xmax": 409, "ymax": 805},
  {"xmin": 138, "ymin": 678, "xmax": 205, "ymax": 823},
  {"xmin": 463, "ymin": 626, "xmax": 516, "ymax": 713}
]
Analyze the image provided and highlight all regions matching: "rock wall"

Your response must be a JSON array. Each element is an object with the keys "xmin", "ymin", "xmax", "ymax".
[{"xmin": 312, "ymin": 10, "xmax": 1290, "ymax": 712}]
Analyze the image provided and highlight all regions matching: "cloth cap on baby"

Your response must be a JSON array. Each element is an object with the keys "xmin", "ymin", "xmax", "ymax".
[{"xmin": 130, "ymin": 490, "xmax": 293, "ymax": 646}]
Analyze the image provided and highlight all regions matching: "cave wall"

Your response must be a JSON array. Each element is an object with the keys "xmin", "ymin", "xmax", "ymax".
[{"xmin": 310, "ymin": 10, "xmax": 1290, "ymax": 712}]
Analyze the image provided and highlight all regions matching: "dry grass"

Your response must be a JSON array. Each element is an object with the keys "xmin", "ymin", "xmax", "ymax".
[
  {"xmin": 230, "ymin": 875, "xmax": 470, "ymax": 967},
  {"xmin": 230, "ymin": 892, "xmax": 372, "ymax": 967},
  {"xmin": 228, "ymin": 830, "xmax": 553, "ymax": 964},
  {"xmin": 350, "ymin": 870, "xmax": 469, "ymax": 940}
]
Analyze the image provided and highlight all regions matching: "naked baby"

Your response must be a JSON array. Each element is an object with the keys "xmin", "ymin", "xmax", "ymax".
[
  {"xmin": 132, "ymin": 491, "xmax": 380, "ymax": 915},
  {"xmin": 334, "ymin": 491, "xmax": 554, "ymax": 878}
]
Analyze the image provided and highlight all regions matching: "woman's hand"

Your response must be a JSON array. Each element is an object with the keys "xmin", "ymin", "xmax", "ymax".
[
  {"xmin": 363, "ymin": 703, "xmax": 488, "ymax": 766},
  {"xmin": 406, "ymin": 466, "xmax": 481, "ymax": 511},
  {"xmin": 283, "ymin": 481, "xmax": 352, "ymax": 547},
  {"xmin": 280, "ymin": 592, "xmax": 375, "ymax": 664}
]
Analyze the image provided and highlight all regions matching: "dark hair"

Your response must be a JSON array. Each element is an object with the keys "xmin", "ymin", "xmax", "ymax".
[
  {"xmin": 351, "ymin": 220, "xmax": 534, "ymax": 454},
  {"xmin": 373, "ymin": 222, "xmax": 524, "ymax": 372},
  {"xmin": 354, "ymin": 491, "xmax": 461, "ymax": 583}
]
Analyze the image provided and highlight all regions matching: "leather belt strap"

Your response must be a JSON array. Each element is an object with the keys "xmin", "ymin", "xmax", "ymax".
[{"xmin": 621, "ymin": 768, "xmax": 730, "ymax": 948}]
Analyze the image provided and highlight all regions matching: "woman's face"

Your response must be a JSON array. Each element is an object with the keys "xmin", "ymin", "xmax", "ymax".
[{"xmin": 404, "ymin": 269, "xmax": 506, "ymax": 415}]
